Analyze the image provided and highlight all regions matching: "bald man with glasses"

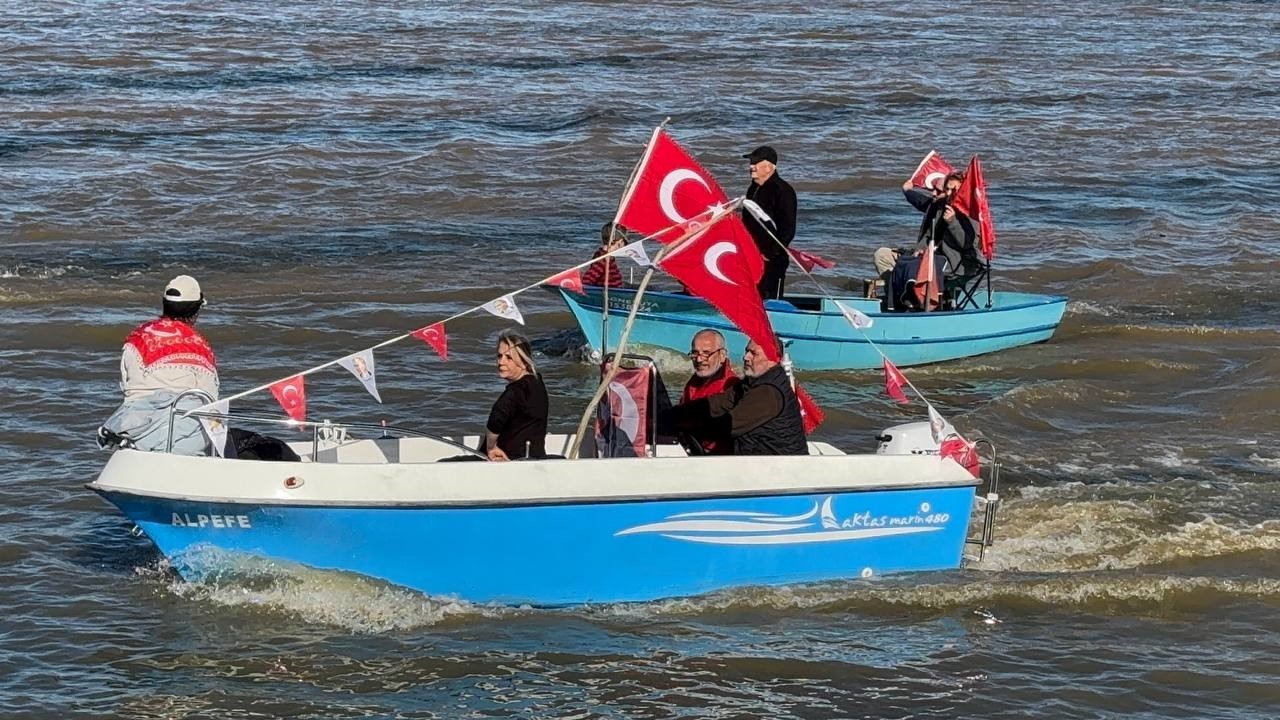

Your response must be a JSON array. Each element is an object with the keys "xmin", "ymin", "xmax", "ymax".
[{"xmin": 676, "ymin": 329, "xmax": 739, "ymax": 455}]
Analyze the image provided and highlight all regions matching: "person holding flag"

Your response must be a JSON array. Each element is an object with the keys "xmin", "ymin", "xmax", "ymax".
[
  {"xmin": 878, "ymin": 168, "xmax": 983, "ymax": 309},
  {"xmin": 659, "ymin": 337, "xmax": 807, "ymax": 456}
]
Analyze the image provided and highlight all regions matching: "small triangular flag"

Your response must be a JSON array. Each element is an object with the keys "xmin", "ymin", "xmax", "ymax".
[
  {"xmin": 198, "ymin": 400, "xmax": 230, "ymax": 457},
  {"xmin": 338, "ymin": 349, "xmax": 381, "ymax": 403},
  {"xmin": 269, "ymin": 375, "xmax": 307, "ymax": 422},
  {"xmin": 411, "ymin": 322, "xmax": 448, "ymax": 360},
  {"xmin": 617, "ymin": 240, "xmax": 652, "ymax": 267},
  {"xmin": 482, "ymin": 294, "xmax": 525, "ymax": 325},
  {"xmin": 547, "ymin": 267, "xmax": 585, "ymax": 295},
  {"xmin": 834, "ymin": 300, "xmax": 873, "ymax": 329},
  {"xmin": 883, "ymin": 358, "xmax": 910, "ymax": 404}
]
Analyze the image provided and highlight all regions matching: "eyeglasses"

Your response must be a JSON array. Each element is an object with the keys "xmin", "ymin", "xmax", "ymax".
[{"xmin": 687, "ymin": 349, "xmax": 724, "ymax": 360}]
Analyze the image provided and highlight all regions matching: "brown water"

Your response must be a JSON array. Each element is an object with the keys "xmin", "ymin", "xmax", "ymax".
[{"xmin": 2, "ymin": 2, "xmax": 1278, "ymax": 718}]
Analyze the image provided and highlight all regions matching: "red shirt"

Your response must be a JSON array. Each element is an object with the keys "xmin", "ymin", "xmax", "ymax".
[
  {"xmin": 582, "ymin": 247, "xmax": 625, "ymax": 288},
  {"xmin": 680, "ymin": 362, "xmax": 739, "ymax": 454}
]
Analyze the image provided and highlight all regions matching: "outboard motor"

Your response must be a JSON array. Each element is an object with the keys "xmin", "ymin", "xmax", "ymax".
[{"xmin": 874, "ymin": 421, "xmax": 940, "ymax": 456}]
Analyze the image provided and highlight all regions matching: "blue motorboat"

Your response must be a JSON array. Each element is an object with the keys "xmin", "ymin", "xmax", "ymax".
[
  {"xmin": 553, "ymin": 286, "xmax": 1068, "ymax": 370},
  {"xmin": 89, "ymin": 424, "xmax": 999, "ymax": 606}
]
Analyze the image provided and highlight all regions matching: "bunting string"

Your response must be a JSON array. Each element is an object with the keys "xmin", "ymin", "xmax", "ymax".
[{"xmin": 185, "ymin": 210, "xmax": 708, "ymax": 417}]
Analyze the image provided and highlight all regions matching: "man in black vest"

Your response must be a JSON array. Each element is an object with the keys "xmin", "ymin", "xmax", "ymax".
[
  {"xmin": 741, "ymin": 145, "xmax": 798, "ymax": 300},
  {"xmin": 658, "ymin": 338, "xmax": 808, "ymax": 455}
]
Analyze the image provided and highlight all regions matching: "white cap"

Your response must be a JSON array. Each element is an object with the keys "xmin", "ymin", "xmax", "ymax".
[{"xmin": 164, "ymin": 275, "xmax": 205, "ymax": 305}]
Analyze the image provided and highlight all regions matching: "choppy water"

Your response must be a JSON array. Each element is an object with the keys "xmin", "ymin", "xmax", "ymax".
[{"xmin": 2, "ymin": 1, "xmax": 1278, "ymax": 718}]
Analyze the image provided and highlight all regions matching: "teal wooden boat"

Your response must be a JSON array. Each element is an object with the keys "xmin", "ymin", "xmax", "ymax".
[{"xmin": 552, "ymin": 286, "xmax": 1068, "ymax": 370}]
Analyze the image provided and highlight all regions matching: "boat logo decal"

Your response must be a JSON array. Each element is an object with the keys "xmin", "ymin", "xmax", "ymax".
[{"xmin": 615, "ymin": 497, "xmax": 948, "ymax": 545}]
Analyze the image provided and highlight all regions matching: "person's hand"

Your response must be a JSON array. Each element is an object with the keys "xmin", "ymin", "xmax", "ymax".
[
  {"xmin": 942, "ymin": 206, "xmax": 956, "ymax": 222},
  {"xmin": 901, "ymin": 179, "xmax": 914, "ymax": 192},
  {"xmin": 487, "ymin": 447, "xmax": 510, "ymax": 462}
]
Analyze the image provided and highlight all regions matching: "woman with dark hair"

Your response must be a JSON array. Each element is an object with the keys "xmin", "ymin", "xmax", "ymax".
[{"xmin": 483, "ymin": 331, "xmax": 548, "ymax": 461}]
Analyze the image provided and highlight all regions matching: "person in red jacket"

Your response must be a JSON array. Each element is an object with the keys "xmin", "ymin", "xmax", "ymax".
[
  {"xmin": 582, "ymin": 221, "xmax": 628, "ymax": 288},
  {"xmin": 677, "ymin": 329, "xmax": 739, "ymax": 455}
]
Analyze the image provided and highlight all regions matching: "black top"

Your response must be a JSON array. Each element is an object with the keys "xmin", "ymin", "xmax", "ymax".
[
  {"xmin": 742, "ymin": 173, "xmax": 798, "ymax": 260},
  {"xmin": 486, "ymin": 373, "xmax": 549, "ymax": 459}
]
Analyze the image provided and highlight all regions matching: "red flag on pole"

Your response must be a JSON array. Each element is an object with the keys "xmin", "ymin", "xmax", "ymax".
[
  {"xmin": 788, "ymin": 248, "xmax": 836, "ymax": 273},
  {"xmin": 913, "ymin": 242, "xmax": 940, "ymax": 310},
  {"xmin": 411, "ymin": 323, "xmax": 449, "ymax": 360},
  {"xmin": 546, "ymin": 267, "xmax": 585, "ymax": 295},
  {"xmin": 269, "ymin": 374, "xmax": 307, "ymax": 422},
  {"xmin": 908, "ymin": 150, "xmax": 955, "ymax": 191},
  {"xmin": 658, "ymin": 209, "xmax": 778, "ymax": 361},
  {"xmin": 883, "ymin": 358, "xmax": 910, "ymax": 404},
  {"xmin": 616, "ymin": 128, "xmax": 733, "ymax": 245},
  {"xmin": 950, "ymin": 155, "xmax": 996, "ymax": 261},
  {"xmin": 795, "ymin": 383, "xmax": 825, "ymax": 435}
]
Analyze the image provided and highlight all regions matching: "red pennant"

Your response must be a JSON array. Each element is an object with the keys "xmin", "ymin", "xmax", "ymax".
[
  {"xmin": 269, "ymin": 375, "xmax": 307, "ymax": 422},
  {"xmin": 940, "ymin": 437, "xmax": 981, "ymax": 477},
  {"xmin": 950, "ymin": 155, "xmax": 996, "ymax": 261},
  {"xmin": 411, "ymin": 323, "xmax": 448, "ymax": 361},
  {"xmin": 795, "ymin": 383, "xmax": 825, "ymax": 435},
  {"xmin": 908, "ymin": 150, "xmax": 955, "ymax": 191},
  {"xmin": 883, "ymin": 358, "xmax": 910, "ymax": 404},
  {"xmin": 913, "ymin": 243, "xmax": 940, "ymax": 309},
  {"xmin": 617, "ymin": 128, "xmax": 733, "ymax": 245},
  {"xmin": 547, "ymin": 267, "xmax": 585, "ymax": 295},
  {"xmin": 788, "ymin": 248, "xmax": 836, "ymax": 273},
  {"xmin": 658, "ymin": 212, "xmax": 778, "ymax": 361}
]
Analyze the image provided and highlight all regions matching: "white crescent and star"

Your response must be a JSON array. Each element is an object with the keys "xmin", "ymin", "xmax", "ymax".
[
  {"xmin": 923, "ymin": 171, "xmax": 946, "ymax": 190},
  {"xmin": 703, "ymin": 242, "xmax": 738, "ymax": 285},
  {"xmin": 281, "ymin": 384, "xmax": 301, "ymax": 408},
  {"xmin": 659, "ymin": 169, "xmax": 711, "ymax": 223}
]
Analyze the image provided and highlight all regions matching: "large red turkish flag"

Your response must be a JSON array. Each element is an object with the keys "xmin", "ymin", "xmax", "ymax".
[
  {"xmin": 950, "ymin": 155, "xmax": 996, "ymax": 261},
  {"xmin": 617, "ymin": 128, "xmax": 735, "ymax": 245},
  {"xmin": 658, "ymin": 210, "xmax": 778, "ymax": 361}
]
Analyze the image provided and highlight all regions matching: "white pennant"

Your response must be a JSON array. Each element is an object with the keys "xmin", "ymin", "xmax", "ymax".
[
  {"xmin": 834, "ymin": 300, "xmax": 874, "ymax": 330},
  {"xmin": 742, "ymin": 198, "xmax": 774, "ymax": 226},
  {"xmin": 198, "ymin": 400, "xmax": 230, "ymax": 458},
  {"xmin": 928, "ymin": 405, "xmax": 954, "ymax": 444},
  {"xmin": 483, "ymin": 293, "xmax": 525, "ymax": 325},
  {"xmin": 617, "ymin": 240, "xmax": 652, "ymax": 267},
  {"xmin": 338, "ymin": 348, "xmax": 382, "ymax": 403}
]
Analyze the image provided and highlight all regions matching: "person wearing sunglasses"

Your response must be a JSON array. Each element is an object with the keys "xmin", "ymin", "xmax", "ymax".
[{"xmin": 675, "ymin": 329, "xmax": 739, "ymax": 455}]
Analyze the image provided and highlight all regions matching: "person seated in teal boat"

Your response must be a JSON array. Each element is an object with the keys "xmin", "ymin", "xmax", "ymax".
[
  {"xmin": 484, "ymin": 331, "xmax": 549, "ymax": 461},
  {"xmin": 658, "ymin": 338, "xmax": 808, "ymax": 455},
  {"xmin": 582, "ymin": 221, "xmax": 629, "ymax": 288},
  {"xmin": 873, "ymin": 172, "xmax": 983, "ymax": 305}
]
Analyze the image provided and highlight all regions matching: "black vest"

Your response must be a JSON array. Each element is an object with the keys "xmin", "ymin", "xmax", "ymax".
[{"xmin": 734, "ymin": 366, "xmax": 809, "ymax": 456}]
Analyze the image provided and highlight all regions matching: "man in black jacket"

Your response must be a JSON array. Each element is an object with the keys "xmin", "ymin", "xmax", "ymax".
[
  {"xmin": 741, "ymin": 145, "xmax": 798, "ymax": 300},
  {"xmin": 658, "ymin": 338, "xmax": 808, "ymax": 456}
]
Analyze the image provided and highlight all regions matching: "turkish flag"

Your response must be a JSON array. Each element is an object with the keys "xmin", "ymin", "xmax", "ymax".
[
  {"xmin": 546, "ymin": 267, "xmax": 585, "ymax": 295},
  {"xmin": 950, "ymin": 155, "xmax": 996, "ymax": 261},
  {"xmin": 914, "ymin": 242, "xmax": 941, "ymax": 310},
  {"xmin": 595, "ymin": 363, "xmax": 651, "ymax": 458},
  {"xmin": 883, "ymin": 358, "xmax": 910, "ymax": 404},
  {"xmin": 788, "ymin": 248, "xmax": 835, "ymax": 273},
  {"xmin": 795, "ymin": 383, "xmax": 824, "ymax": 435},
  {"xmin": 940, "ymin": 436, "xmax": 981, "ymax": 477},
  {"xmin": 411, "ymin": 322, "xmax": 448, "ymax": 360},
  {"xmin": 658, "ymin": 210, "xmax": 778, "ymax": 361},
  {"xmin": 617, "ymin": 128, "xmax": 733, "ymax": 245},
  {"xmin": 270, "ymin": 374, "xmax": 307, "ymax": 422},
  {"xmin": 908, "ymin": 150, "xmax": 955, "ymax": 191}
]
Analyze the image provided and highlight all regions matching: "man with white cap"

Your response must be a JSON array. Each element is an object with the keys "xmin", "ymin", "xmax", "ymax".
[{"xmin": 98, "ymin": 275, "xmax": 219, "ymax": 455}]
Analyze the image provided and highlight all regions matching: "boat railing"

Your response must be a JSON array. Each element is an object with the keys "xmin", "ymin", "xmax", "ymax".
[
  {"xmin": 165, "ymin": 390, "xmax": 483, "ymax": 461},
  {"xmin": 963, "ymin": 435, "xmax": 1001, "ymax": 564}
]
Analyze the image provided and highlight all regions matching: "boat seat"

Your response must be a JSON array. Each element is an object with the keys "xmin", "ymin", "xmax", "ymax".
[{"xmin": 944, "ymin": 261, "xmax": 990, "ymax": 310}]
